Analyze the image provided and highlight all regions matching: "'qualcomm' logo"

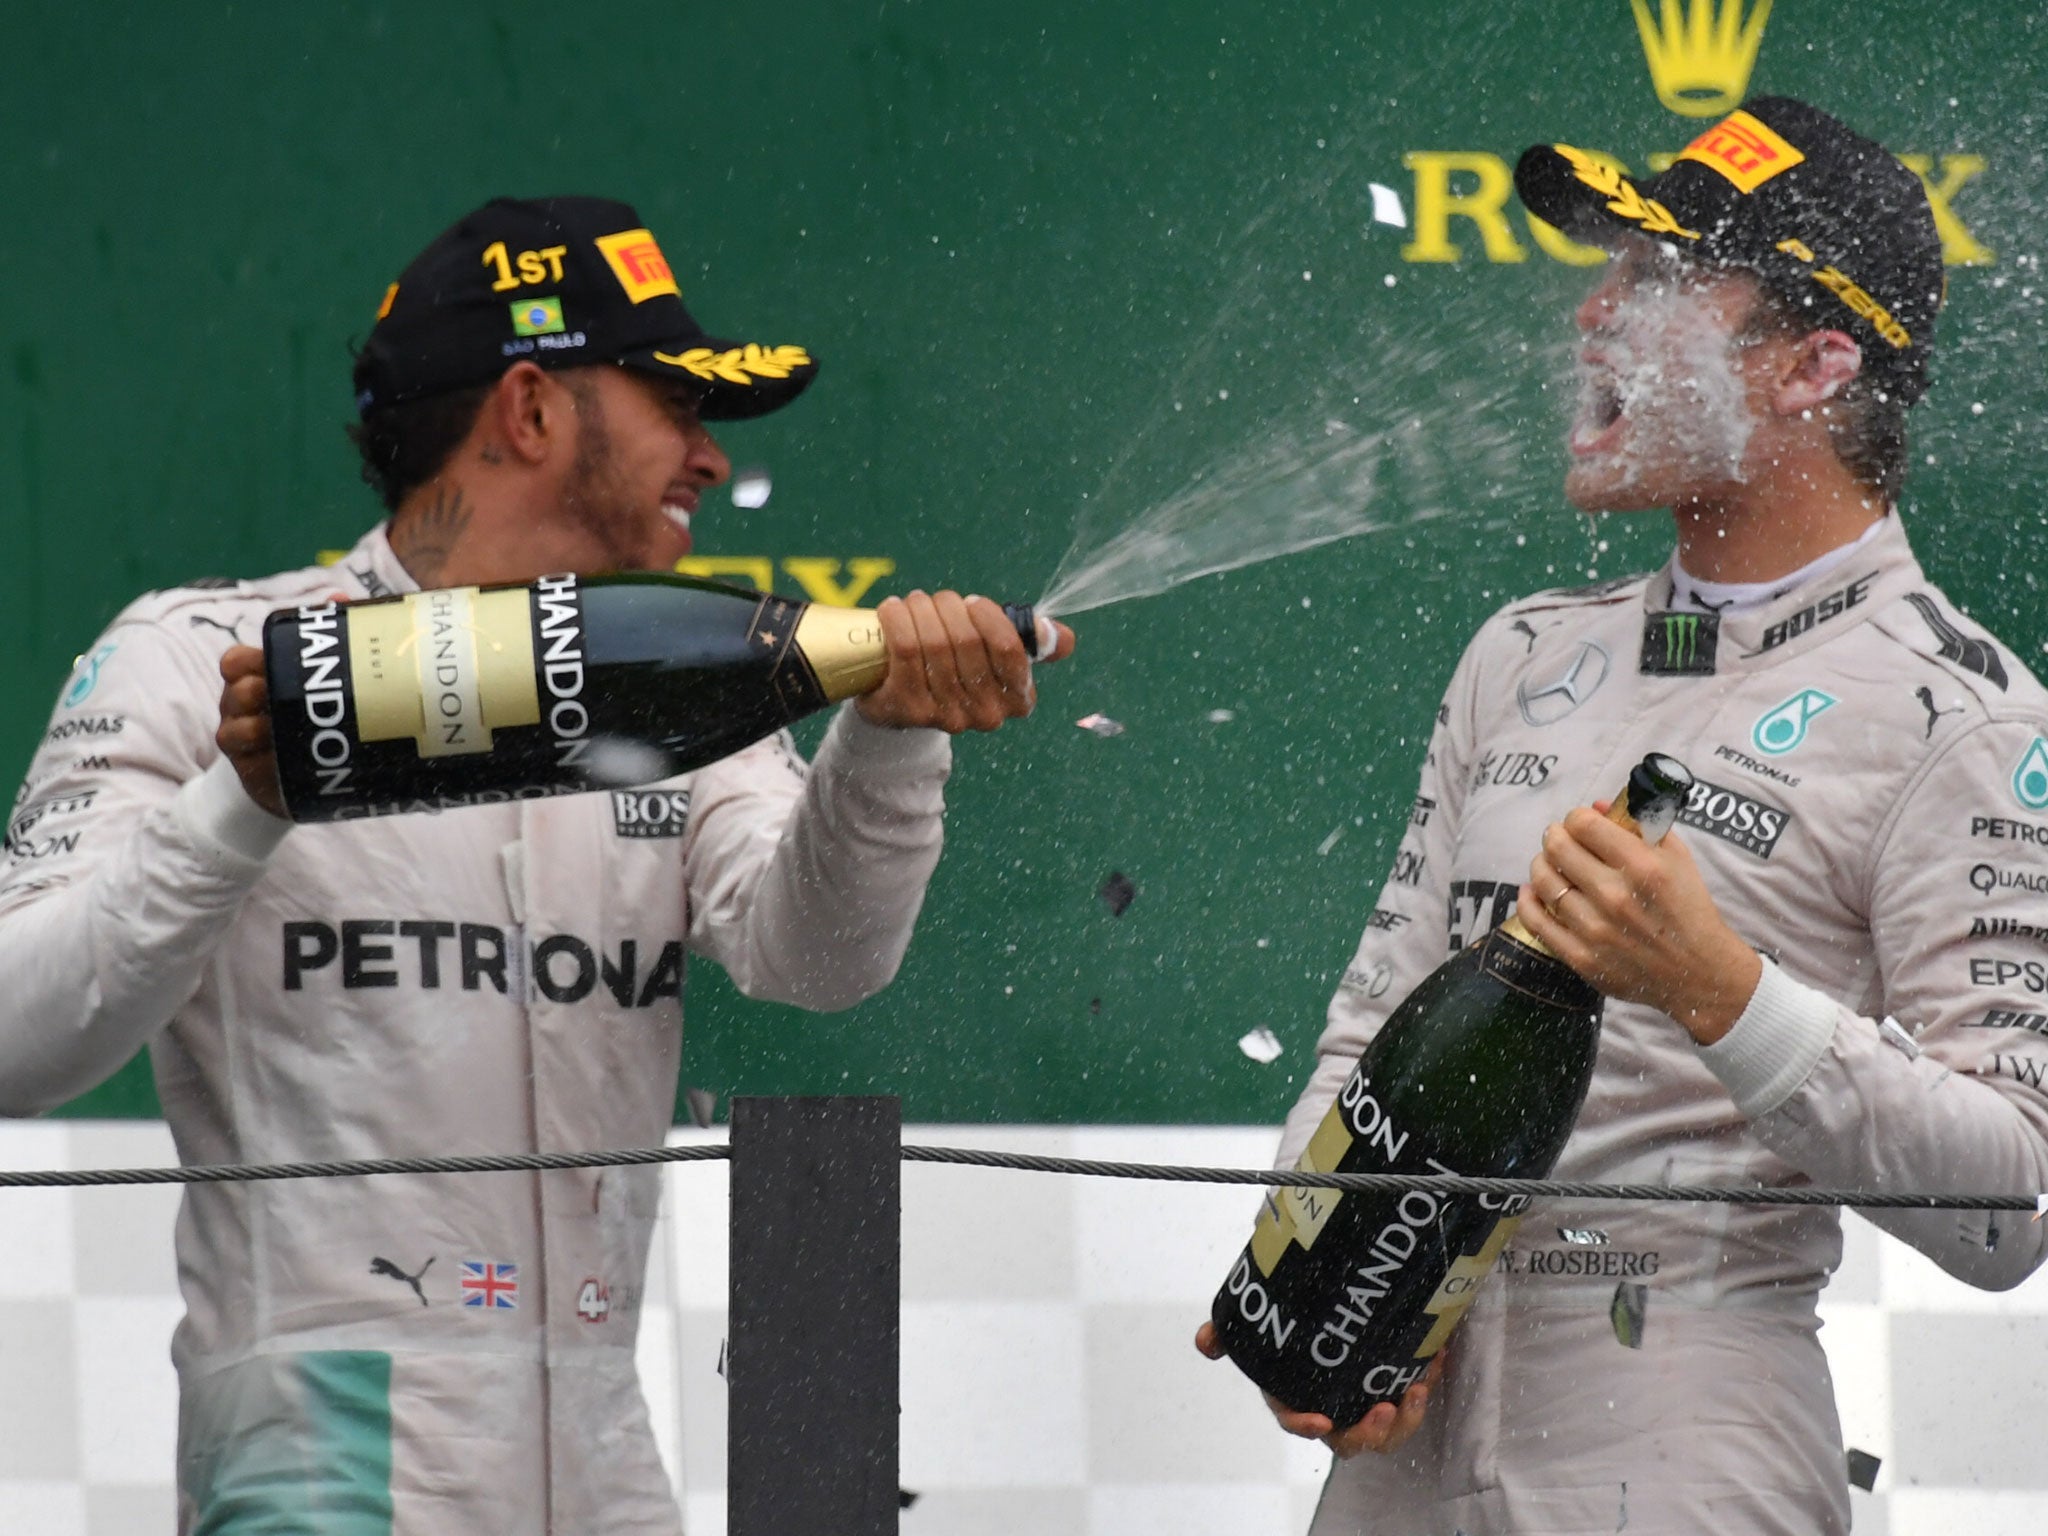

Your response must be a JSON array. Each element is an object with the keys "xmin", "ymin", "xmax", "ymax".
[
  {"xmin": 1752, "ymin": 689, "xmax": 1836, "ymax": 756},
  {"xmin": 2012, "ymin": 737, "xmax": 2048, "ymax": 812}
]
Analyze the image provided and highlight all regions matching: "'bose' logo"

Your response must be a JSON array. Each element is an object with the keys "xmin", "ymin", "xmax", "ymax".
[{"xmin": 612, "ymin": 789, "xmax": 691, "ymax": 839}]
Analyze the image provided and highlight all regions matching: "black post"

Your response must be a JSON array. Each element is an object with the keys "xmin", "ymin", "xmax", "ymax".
[{"xmin": 728, "ymin": 1095, "xmax": 901, "ymax": 1534}]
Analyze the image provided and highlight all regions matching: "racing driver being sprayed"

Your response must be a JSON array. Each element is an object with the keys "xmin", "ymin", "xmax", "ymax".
[{"xmin": 1200, "ymin": 97, "xmax": 2048, "ymax": 1534}]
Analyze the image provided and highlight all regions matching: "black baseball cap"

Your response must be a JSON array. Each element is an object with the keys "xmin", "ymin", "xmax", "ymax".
[
  {"xmin": 352, "ymin": 195, "xmax": 819, "ymax": 420},
  {"xmin": 1515, "ymin": 98, "xmax": 1943, "ymax": 404}
]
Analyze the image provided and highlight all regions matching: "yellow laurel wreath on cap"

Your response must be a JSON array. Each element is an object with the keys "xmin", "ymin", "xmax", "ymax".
[
  {"xmin": 1554, "ymin": 144, "xmax": 1701, "ymax": 242},
  {"xmin": 652, "ymin": 343, "xmax": 814, "ymax": 385}
]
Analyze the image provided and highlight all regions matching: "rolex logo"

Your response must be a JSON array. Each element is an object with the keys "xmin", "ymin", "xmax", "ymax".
[{"xmin": 1630, "ymin": 0, "xmax": 1774, "ymax": 118}]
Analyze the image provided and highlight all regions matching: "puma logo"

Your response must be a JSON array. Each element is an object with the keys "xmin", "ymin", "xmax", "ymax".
[
  {"xmin": 370, "ymin": 1255, "xmax": 435, "ymax": 1307},
  {"xmin": 1916, "ymin": 685, "xmax": 1964, "ymax": 740}
]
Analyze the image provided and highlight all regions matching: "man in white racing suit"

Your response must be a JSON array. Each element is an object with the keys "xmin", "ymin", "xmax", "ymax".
[
  {"xmin": 1198, "ymin": 99, "xmax": 2048, "ymax": 1532},
  {"xmin": 0, "ymin": 195, "xmax": 1072, "ymax": 1534}
]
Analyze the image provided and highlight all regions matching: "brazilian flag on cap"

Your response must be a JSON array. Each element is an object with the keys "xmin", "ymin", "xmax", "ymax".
[{"xmin": 511, "ymin": 296, "xmax": 565, "ymax": 337}]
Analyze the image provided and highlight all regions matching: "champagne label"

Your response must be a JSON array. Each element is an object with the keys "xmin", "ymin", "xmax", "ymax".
[
  {"xmin": 1412, "ymin": 1215, "xmax": 1520, "ymax": 1355},
  {"xmin": 348, "ymin": 587, "xmax": 540, "ymax": 758},
  {"xmin": 292, "ymin": 601, "xmax": 356, "ymax": 796},
  {"xmin": 1216, "ymin": 1058, "xmax": 1546, "ymax": 1419},
  {"xmin": 532, "ymin": 574, "xmax": 590, "ymax": 768},
  {"xmin": 1251, "ymin": 1101, "xmax": 1358, "ymax": 1274}
]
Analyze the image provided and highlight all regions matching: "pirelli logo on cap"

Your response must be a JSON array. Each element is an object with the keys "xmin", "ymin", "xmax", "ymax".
[
  {"xmin": 1677, "ymin": 109, "xmax": 1805, "ymax": 193},
  {"xmin": 596, "ymin": 228, "xmax": 681, "ymax": 304}
]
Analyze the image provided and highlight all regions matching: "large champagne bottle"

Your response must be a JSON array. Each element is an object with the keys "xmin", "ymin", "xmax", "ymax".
[
  {"xmin": 262, "ymin": 571, "xmax": 1051, "ymax": 823},
  {"xmin": 1210, "ymin": 753, "xmax": 1694, "ymax": 1425}
]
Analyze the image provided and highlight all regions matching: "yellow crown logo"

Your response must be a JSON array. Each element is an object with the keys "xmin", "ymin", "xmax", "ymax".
[{"xmin": 1630, "ymin": 0, "xmax": 1773, "ymax": 118}]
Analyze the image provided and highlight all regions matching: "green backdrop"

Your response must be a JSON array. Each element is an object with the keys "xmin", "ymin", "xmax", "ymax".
[{"xmin": 4, "ymin": 2, "xmax": 2041, "ymax": 1123}]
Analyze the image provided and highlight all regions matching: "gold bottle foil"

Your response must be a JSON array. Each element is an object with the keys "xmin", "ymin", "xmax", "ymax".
[
  {"xmin": 1500, "ymin": 785, "xmax": 1648, "ymax": 955},
  {"xmin": 793, "ymin": 605, "xmax": 888, "ymax": 702}
]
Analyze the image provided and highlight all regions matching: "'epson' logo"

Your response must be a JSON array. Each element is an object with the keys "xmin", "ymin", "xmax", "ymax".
[
  {"xmin": 612, "ymin": 789, "xmax": 692, "ymax": 839},
  {"xmin": 1676, "ymin": 776, "xmax": 1790, "ymax": 860},
  {"xmin": 297, "ymin": 603, "xmax": 352, "ymax": 795},
  {"xmin": 534, "ymin": 574, "xmax": 589, "ymax": 768}
]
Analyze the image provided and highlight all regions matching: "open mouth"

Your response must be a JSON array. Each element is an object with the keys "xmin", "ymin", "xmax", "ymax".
[
  {"xmin": 1570, "ymin": 375, "xmax": 1626, "ymax": 455},
  {"xmin": 660, "ymin": 500, "xmax": 695, "ymax": 549}
]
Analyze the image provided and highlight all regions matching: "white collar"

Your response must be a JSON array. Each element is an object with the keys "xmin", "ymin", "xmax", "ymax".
[{"xmin": 1670, "ymin": 516, "xmax": 1889, "ymax": 614}]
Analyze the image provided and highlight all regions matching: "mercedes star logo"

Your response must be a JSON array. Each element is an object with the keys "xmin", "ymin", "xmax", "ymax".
[{"xmin": 1517, "ymin": 640, "xmax": 1612, "ymax": 726}]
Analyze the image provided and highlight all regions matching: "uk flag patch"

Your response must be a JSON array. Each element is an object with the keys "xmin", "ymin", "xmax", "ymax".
[{"xmin": 460, "ymin": 1260, "xmax": 519, "ymax": 1310}]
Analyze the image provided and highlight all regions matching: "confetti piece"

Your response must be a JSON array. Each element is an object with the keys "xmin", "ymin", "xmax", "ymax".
[
  {"xmin": 1610, "ymin": 1281, "xmax": 1648, "ymax": 1349},
  {"xmin": 1076, "ymin": 713, "xmax": 1126, "ymax": 737},
  {"xmin": 1845, "ymin": 1448, "xmax": 1881, "ymax": 1492},
  {"xmin": 1207, "ymin": 708, "xmax": 1236, "ymax": 723},
  {"xmin": 730, "ymin": 466, "xmax": 773, "ymax": 509},
  {"xmin": 1316, "ymin": 825, "xmax": 1345, "ymax": 856},
  {"xmin": 1098, "ymin": 871, "xmax": 1137, "ymax": 917},
  {"xmin": 1238, "ymin": 1026, "xmax": 1284, "ymax": 1064},
  {"xmin": 1368, "ymin": 181, "xmax": 1409, "ymax": 228},
  {"xmin": 684, "ymin": 1086, "xmax": 717, "ymax": 1129},
  {"xmin": 2035, "ymin": 1193, "xmax": 2047, "ymax": 1221}
]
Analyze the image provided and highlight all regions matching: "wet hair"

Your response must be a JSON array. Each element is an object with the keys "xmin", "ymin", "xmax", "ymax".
[
  {"xmin": 1736, "ymin": 283, "xmax": 1911, "ymax": 504},
  {"xmin": 345, "ymin": 381, "xmax": 497, "ymax": 513}
]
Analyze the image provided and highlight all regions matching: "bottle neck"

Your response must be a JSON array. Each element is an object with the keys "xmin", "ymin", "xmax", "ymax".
[
  {"xmin": 1481, "ymin": 922, "xmax": 1602, "ymax": 1012},
  {"xmin": 793, "ymin": 605, "xmax": 889, "ymax": 702},
  {"xmin": 1498, "ymin": 909, "xmax": 1551, "ymax": 957}
]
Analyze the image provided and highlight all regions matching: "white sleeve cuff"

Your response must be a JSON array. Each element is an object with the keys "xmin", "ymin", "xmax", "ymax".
[
  {"xmin": 172, "ymin": 757, "xmax": 293, "ymax": 868},
  {"xmin": 1695, "ymin": 958, "xmax": 1838, "ymax": 1120},
  {"xmin": 823, "ymin": 701, "xmax": 953, "ymax": 775}
]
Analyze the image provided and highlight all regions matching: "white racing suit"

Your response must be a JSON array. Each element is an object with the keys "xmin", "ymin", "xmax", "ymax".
[
  {"xmin": 0, "ymin": 526, "xmax": 955, "ymax": 1534},
  {"xmin": 1287, "ymin": 515, "xmax": 2048, "ymax": 1534}
]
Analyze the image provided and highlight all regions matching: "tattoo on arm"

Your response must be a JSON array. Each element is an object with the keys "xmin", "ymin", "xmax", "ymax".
[{"xmin": 391, "ymin": 485, "xmax": 471, "ymax": 585}]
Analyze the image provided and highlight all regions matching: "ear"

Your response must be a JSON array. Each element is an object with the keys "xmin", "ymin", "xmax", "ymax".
[
  {"xmin": 479, "ymin": 361, "xmax": 568, "ymax": 466},
  {"xmin": 1770, "ymin": 329, "xmax": 1863, "ymax": 418}
]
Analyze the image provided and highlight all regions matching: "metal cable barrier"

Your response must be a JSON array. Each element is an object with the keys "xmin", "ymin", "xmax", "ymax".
[
  {"xmin": 0, "ymin": 1136, "xmax": 2040, "ymax": 1210},
  {"xmin": 8, "ymin": 1097, "xmax": 2045, "ymax": 1534}
]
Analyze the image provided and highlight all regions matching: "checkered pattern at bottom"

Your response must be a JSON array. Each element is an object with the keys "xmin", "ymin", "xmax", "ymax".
[{"xmin": 2, "ymin": 1122, "xmax": 2045, "ymax": 1534}]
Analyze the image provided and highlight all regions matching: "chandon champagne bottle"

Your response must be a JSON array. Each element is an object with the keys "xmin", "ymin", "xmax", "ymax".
[
  {"xmin": 262, "ymin": 572, "xmax": 1053, "ymax": 823},
  {"xmin": 1210, "ymin": 753, "xmax": 1694, "ymax": 1425}
]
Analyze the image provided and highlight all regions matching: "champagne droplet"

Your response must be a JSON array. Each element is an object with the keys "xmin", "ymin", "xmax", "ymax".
[{"xmin": 580, "ymin": 736, "xmax": 672, "ymax": 788}]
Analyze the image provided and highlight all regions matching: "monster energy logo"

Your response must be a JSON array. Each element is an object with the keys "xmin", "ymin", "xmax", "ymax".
[{"xmin": 1640, "ymin": 611, "xmax": 1719, "ymax": 675}]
